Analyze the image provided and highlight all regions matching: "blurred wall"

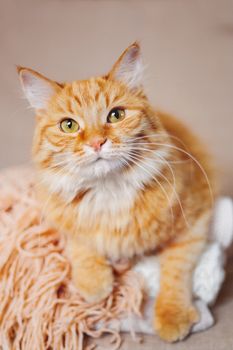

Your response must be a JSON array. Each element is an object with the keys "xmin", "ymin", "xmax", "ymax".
[{"xmin": 0, "ymin": 0, "xmax": 232, "ymax": 194}]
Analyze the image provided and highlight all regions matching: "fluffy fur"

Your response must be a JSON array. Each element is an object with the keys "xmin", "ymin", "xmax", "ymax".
[{"xmin": 18, "ymin": 42, "xmax": 216, "ymax": 342}]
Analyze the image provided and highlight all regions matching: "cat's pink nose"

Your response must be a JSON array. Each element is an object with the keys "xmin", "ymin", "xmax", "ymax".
[{"xmin": 88, "ymin": 138, "xmax": 107, "ymax": 152}]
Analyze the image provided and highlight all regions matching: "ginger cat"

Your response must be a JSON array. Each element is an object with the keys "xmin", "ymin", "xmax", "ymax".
[{"xmin": 18, "ymin": 43, "xmax": 215, "ymax": 342}]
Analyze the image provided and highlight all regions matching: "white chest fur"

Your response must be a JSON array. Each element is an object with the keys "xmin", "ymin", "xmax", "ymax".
[
  {"xmin": 39, "ymin": 150, "xmax": 169, "ymax": 259},
  {"xmin": 76, "ymin": 177, "xmax": 137, "ymax": 224}
]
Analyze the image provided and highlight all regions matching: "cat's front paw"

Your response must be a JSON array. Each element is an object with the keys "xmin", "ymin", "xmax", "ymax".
[
  {"xmin": 72, "ymin": 258, "xmax": 114, "ymax": 303},
  {"xmin": 154, "ymin": 300, "xmax": 199, "ymax": 342}
]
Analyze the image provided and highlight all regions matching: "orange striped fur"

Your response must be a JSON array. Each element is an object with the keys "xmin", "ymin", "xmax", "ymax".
[{"xmin": 18, "ymin": 43, "xmax": 216, "ymax": 342}]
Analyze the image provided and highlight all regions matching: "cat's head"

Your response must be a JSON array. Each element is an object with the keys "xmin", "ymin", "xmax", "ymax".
[{"xmin": 18, "ymin": 43, "xmax": 167, "ymax": 195}]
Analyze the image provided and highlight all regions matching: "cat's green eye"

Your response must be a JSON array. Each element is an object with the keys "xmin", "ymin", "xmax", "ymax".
[
  {"xmin": 107, "ymin": 108, "xmax": 125, "ymax": 124},
  {"xmin": 60, "ymin": 119, "xmax": 79, "ymax": 133}
]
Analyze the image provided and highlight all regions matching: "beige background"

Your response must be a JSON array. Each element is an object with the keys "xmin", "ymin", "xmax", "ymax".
[
  {"xmin": 0, "ymin": 0, "xmax": 232, "ymax": 349},
  {"xmin": 0, "ymin": 0, "xmax": 233, "ymax": 195}
]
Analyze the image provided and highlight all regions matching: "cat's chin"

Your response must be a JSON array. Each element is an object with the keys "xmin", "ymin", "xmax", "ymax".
[{"xmin": 87, "ymin": 157, "xmax": 124, "ymax": 178}]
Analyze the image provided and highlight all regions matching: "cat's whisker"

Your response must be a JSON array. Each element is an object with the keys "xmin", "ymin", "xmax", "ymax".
[
  {"xmin": 115, "ymin": 145, "xmax": 190, "ymax": 164},
  {"xmin": 120, "ymin": 141, "xmax": 213, "ymax": 205},
  {"xmin": 34, "ymin": 166, "xmax": 68, "ymax": 190},
  {"xmin": 38, "ymin": 161, "xmax": 81, "ymax": 226},
  {"xmin": 155, "ymin": 153, "xmax": 190, "ymax": 228},
  {"xmin": 38, "ymin": 165, "xmax": 75, "ymax": 224},
  {"xmin": 120, "ymin": 157, "xmax": 147, "ymax": 190},
  {"xmin": 126, "ymin": 132, "xmax": 190, "ymax": 150},
  {"xmin": 118, "ymin": 158, "xmax": 145, "ymax": 195},
  {"xmin": 127, "ymin": 149, "xmax": 190, "ymax": 228},
  {"xmin": 121, "ymin": 143, "xmax": 191, "ymax": 228},
  {"xmin": 125, "ymin": 150, "xmax": 181, "ymax": 229},
  {"xmin": 50, "ymin": 153, "xmax": 95, "ymax": 171},
  {"xmin": 122, "ymin": 153, "xmax": 175, "ymax": 227}
]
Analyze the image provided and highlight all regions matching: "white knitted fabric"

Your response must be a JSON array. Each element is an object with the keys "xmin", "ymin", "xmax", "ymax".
[{"xmin": 120, "ymin": 197, "xmax": 233, "ymax": 335}]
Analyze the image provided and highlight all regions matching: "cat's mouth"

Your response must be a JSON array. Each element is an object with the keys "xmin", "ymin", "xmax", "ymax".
[
  {"xmin": 92, "ymin": 153, "xmax": 116, "ymax": 163},
  {"xmin": 85, "ymin": 155, "xmax": 124, "ymax": 178},
  {"xmin": 93, "ymin": 156, "xmax": 104, "ymax": 163}
]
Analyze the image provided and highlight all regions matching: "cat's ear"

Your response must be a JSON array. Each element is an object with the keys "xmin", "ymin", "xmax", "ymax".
[
  {"xmin": 108, "ymin": 42, "xmax": 144, "ymax": 90},
  {"xmin": 17, "ymin": 67, "xmax": 61, "ymax": 110}
]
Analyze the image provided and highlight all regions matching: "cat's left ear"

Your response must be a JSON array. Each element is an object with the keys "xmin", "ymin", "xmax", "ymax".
[
  {"xmin": 17, "ymin": 66, "xmax": 61, "ymax": 110},
  {"xmin": 108, "ymin": 42, "xmax": 144, "ymax": 90}
]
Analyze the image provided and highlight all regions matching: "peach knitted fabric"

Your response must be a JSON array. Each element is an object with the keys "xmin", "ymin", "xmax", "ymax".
[{"xmin": 0, "ymin": 167, "xmax": 144, "ymax": 350}]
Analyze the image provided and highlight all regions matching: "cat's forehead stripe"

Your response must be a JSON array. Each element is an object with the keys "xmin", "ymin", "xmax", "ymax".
[
  {"xmin": 56, "ymin": 79, "xmax": 114, "ymax": 126},
  {"xmin": 69, "ymin": 80, "xmax": 105, "ymax": 108}
]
